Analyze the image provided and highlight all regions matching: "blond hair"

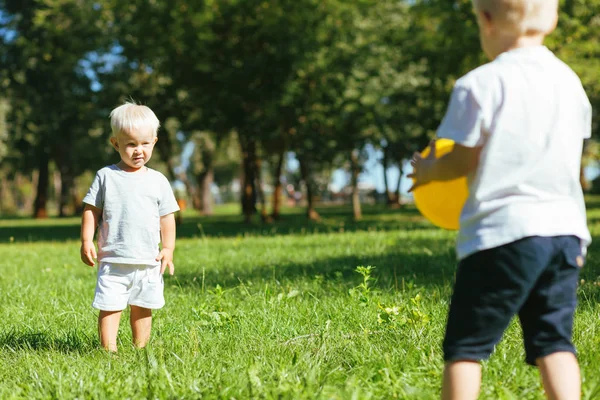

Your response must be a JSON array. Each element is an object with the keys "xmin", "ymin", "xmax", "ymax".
[
  {"xmin": 473, "ymin": 0, "xmax": 558, "ymax": 35},
  {"xmin": 109, "ymin": 101, "xmax": 160, "ymax": 137}
]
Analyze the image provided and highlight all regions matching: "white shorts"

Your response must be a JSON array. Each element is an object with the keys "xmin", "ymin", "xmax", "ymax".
[{"xmin": 93, "ymin": 262, "xmax": 164, "ymax": 311}]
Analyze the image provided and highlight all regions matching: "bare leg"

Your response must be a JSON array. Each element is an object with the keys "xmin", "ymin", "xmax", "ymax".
[
  {"xmin": 130, "ymin": 305, "xmax": 152, "ymax": 348},
  {"xmin": 441, "ymin": 360, "xmax": 482, "ymax": 400},
  {"xmin": 537, "ymin": 352, "xmax": 580, "ymax": 400},
  {"xmin": 98, "ymin": 310, "xmax": 122, "ymax": 352}
]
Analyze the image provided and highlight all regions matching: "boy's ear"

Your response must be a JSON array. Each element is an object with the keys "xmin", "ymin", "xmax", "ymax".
[
  {"xmin": 153, "ymin": 137, "xmax": 158, "ymax": 144},
  {"xmin": 477, "ymin": 10, "xmax": 494, "ymax": 34},
  {"xmin": 109, "ymin": 136, "xmax": 119, "ymax": 150}
]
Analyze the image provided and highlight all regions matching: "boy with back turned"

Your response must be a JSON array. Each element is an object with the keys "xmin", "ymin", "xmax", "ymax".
[{"xmin": 410, "ymin": 0, "xmax": 592, "ymax": 399}]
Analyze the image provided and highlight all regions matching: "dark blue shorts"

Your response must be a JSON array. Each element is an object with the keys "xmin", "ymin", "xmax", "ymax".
[{"xmin": 443, "ymin": 235, "xmax": 584, "ymax": 366}]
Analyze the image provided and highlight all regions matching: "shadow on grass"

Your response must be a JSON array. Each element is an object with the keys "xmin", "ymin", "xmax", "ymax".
[
  {"xmin": 0, "ymin": 204, "xmax": 429, "ymax": 243},
  {"xmin": 5, "ymin": 196, "xmax": 600, "ymax": 243},
  {"xmin": 0, "ymin": 329, "xmax": 96, "ymax": 353},
  {"xmin": 0, "ymin": 225, "xmax": 81, "ymax": 243},
  {"xmin": 171, "ymin": 236, "xmax": 458, "ymax": 291},
  {"xmin": 170, "ymin": 232, "xmax": 600, "ymax": 294}
]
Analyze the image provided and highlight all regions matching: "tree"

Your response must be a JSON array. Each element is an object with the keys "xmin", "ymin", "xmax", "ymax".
[
  {"xmin": 1, "ymin": 0, "xmax": 112, "ymax": 217},
  {"xmin": 284, "ymin": 0, "xmax": 427, "ymax": 218},
  {"xmin": 551, "ymin": 0, "xmax": 600, "ymax": 137}
]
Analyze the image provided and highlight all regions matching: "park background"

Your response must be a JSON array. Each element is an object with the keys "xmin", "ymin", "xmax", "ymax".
[{"xmin": 1, "ymin": 0, "xmax": 600, "ymax": 399}]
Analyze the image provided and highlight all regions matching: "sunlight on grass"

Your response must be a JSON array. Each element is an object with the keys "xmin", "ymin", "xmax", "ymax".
[{"xmin": 0, "ymin": 202, "xmax": 599, "ymax": 398}]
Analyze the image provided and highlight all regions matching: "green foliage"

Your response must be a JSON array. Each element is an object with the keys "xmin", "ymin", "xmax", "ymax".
[
  {"xmin": 378, "ymin": 293, "xmax": 431, "ymax": 331},
  {"xmin": 551, "ymin": 0, "xmax": 600, "ymax": 136},
  {"xmin": 1, "ymin": 0, "xmax": 112, "ymax": 162},
  {"xmin": 1, "ymin": 0, "xmax": 599, "ymax": 217},
  {"xmin": 349, "ymin": 265, "xmax": 377, "ymax": 304},
  {"xmin": 0, "ymin": 0, "xmax": 116, "ymax": 216}
]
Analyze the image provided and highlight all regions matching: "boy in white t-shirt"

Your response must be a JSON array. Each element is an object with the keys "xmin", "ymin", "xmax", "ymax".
[
  {"xmin": 80, "ymin": 102, "xmax": 180, "ymax": 352},
  {"xmin": 410, "ymin": 0, "xmax": 591, "ymax": 399}
]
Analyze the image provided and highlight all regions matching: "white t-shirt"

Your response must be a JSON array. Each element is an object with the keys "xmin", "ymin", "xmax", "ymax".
[
  {"xmin": 437, "ymin": 46, "xmax": 592, "ymax": 260},
  {"xmin": 83, "ymin": 165, "xmax": 180, "ymax": 264}
]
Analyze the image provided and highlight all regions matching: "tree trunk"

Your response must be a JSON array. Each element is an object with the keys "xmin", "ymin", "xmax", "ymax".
[
  {"xmin": 382, "ymin": 145, "xmax": 394, "ymax": 205},
  {"xmin": 240, "ymin": 137, "xmax": 257, "ymax": 222},
  {"xmin": 201, "ymin": 168, "xmax": 214, "ymax": 216},
  {"xmin": 186, "ymin": 179, "xmax": 202, "ymax": 211},
  {"xmin": 58, "ymin": 166, "xmax": 77, "ymax": 217},
  {"xmin": 197, "ymin": 168, "xmax": 214, "ymax": 216},
  {"xmin": 72, "ymin": 185, "xmax": 83, "ymax": 214},
  {"xmin": 50, "ymin": 167, "xmax": 65, "ymax": 218},
  {"xmin": 395, "ymin": 163, "xmax": 403, "ymax": 206},
  {"xmin": 350, "ymin": 150, "xmax": 362, "ymax": 221},
  {"xmin": 254, "ymin": 156, "xmax": 270, "ymax": 223},
  {"xmin": 16, "ymin": 172, "xmax": 36, "ymax": 213},
  {"xmin": 580, "ymin": 165, "xmax": 589, "ymax": 192},
  {"xmin": 56, "ymin": 170, "xmax": 65, "ymax": 217},
  {"xmin": 155, "ymin": 129, "xmax": 178, "ymax": 182},
  {"xmin": 33, "ymin": 150, "xmax": 50, "ymax": 219},
  {"xmin": 299, "ymin": 157, "xmax": 320, "ymax": 221},
  {"xmin": 0, "ymin": 173, "xmax": 16, "ymax": 214},
  {"xmin": 51, "ymin": 129, "xmax": 77, "ymax": 215},
  {"xmin": 194, "ymin": 140, "xmax": 216, "ymax": 216},
  {"xmin": 271, "ymin": 149, "xmax": 285, "ymax": 220}
]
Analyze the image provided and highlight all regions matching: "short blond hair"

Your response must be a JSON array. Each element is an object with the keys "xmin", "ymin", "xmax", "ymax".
[
  {"xmin": 109, "ymin": 101, "xmax": 160, "ymax": 137},
  {"xmin": 473, "ymin": 0, "xmax": 558, "ymax": 35}
]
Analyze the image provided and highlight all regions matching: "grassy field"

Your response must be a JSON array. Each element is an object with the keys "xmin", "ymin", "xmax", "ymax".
[{"xmin": 1, "ymin": 202, "xmax": 600, "ymax": 399}]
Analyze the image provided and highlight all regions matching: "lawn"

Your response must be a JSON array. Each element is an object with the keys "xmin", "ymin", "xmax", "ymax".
[{"xmin": 1, "ymin": 202, "xmax": 600, "ymax": 399}]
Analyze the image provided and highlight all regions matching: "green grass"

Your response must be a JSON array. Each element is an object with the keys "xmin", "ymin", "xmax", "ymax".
[{"xmin": 1, "ymin": 202, "xmax": 600, "ymax": 399}]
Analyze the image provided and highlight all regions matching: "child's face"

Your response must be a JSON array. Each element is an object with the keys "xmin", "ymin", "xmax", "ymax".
[{"xmin": 109, "ymin": 127, "xmax": 158, "ymax": 172}]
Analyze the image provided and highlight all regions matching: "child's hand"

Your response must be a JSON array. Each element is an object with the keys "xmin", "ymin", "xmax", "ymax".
[
  {"xmin": 156, "ymin": 248, "xmax": 175, "ymax": 276},
  {"xmin": 80, "ymin": 241, "xmax": 97, "ymax": 266},
  {"xmin": 407, "ymin": 140, "xmax": 437, "ymax": 192}
]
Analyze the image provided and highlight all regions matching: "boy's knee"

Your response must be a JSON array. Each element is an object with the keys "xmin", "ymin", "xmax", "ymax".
[{"xmin": 443, "ymin": 343, "xmax": 494, "ymax": 364}]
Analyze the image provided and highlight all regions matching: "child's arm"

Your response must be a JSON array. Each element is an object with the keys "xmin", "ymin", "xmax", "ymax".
[
  {"xmin": 157, "ymin": 213, "xmax": 176, "ymax": 275},
  {"xmin": 408, "ymin": 141, "xmax": 482, "ymax": 191},
  {"xmin": 80, "ymin": 204, "xmax": 101, "ymax": 266}
]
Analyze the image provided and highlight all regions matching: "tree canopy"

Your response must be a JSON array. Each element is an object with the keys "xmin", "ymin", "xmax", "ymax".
[{"xmin": 1, "ymin": 0, "xmax": 598, "ymax": 219}]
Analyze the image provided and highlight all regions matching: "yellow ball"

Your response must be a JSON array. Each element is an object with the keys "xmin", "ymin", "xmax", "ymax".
[{"xmin": 413, "ymin": 139, "xmax": 468, "ymax": 230}]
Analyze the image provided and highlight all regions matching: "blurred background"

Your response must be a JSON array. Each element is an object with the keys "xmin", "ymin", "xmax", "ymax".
[{"xmin": 0, "ymin": 0, "xmax": 598, "ymax": 222}]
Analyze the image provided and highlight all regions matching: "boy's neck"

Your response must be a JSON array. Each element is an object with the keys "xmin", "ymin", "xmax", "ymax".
[
  {"xmin": 489, "ymin": 33, "xmax": 546, "ymax": 59},
  {"xmin": 116, "ymin": 161, "xmax": 147, "ymax": 173}
]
